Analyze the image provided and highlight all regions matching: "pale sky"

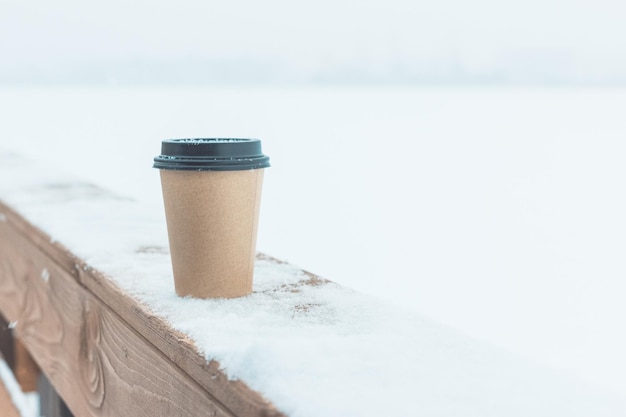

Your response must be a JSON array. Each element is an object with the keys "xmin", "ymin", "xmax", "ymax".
[{"xmin": 1, "ymin": 0, "xmax": 625, "ymax": 84}]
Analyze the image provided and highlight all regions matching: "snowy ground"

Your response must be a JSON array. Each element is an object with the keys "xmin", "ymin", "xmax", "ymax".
[{"xmin": 1, "ymin": 85, "xmax": 625, "ymax": 401}]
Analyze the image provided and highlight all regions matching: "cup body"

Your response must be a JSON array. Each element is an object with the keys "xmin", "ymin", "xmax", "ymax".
[{"xmin": 154, "ymin": 139, "xmax": 270, "ymax": 298}]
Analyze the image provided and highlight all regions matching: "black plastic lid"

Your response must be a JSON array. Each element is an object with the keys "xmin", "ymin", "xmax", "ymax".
[{"xmin": 153, "ymin": 138, "xmax": 270, "ymax": 171}]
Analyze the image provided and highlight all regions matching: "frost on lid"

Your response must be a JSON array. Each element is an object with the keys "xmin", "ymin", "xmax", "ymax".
[{"xmin": 174, "ymin": 138, "xmax": 251, "ymax": 144}]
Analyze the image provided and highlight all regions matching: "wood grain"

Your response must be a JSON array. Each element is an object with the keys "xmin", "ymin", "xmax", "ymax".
[{"xmin": 0, "ymin": 206, "xmax": 283, "ymax": 417}]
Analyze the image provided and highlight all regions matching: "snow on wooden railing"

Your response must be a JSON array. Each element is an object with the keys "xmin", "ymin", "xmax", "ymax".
[
  {"xmin": 0, "ymin": 189, "xmax": 282, "ymax": 417},
  {"xmin": 1, "ymin": 151, "xmax": 625, "ymax": 417},
  {"xmin": 0, "ymin": 152, "xmax": 290, "ymax": 416}
]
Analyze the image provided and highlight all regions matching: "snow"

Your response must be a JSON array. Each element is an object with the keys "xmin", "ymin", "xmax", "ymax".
[
  {"xmin": 172, "ymin": 138, "xmax": 253, "ymax": 143},
  {"xmin": 2, "ymin": 134, "xmax": 626, "ymax": 415},
  {"xmin": 0, "ymin": 359, "xmax": 39, "ymax": 417},
  {"xmin": 1, "ymin": 86, "xmax": 626, "ymax": 414}
]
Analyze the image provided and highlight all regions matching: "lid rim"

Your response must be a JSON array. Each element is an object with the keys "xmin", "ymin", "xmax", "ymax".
[{"xmin": 154, "ymin": 138, "xmax": 270, "ymax": 171}]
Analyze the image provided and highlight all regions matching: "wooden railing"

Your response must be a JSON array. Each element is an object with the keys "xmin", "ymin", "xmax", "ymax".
[{"xmin": 0, "ymin": 198, "xmax": 284, "ymax": 417}]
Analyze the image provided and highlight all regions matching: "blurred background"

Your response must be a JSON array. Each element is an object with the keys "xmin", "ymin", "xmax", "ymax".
[
  {"xmin": 1, "ymin": 0, "xmax": 626, "ymax": 85},
  {"xmin": 1, "ymin": 0, "xmax": 626, "ymax": 402}
]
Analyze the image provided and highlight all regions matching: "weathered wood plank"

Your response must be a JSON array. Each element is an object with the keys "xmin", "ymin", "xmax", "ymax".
[
  {"xmin": 0, "ymin": 215, "xmax": 239, "ymax": 417},
  {"xmin": 13, "ymin": 338, "xmax": 39, "ymax": 393},
  {"xmin": 76, "ymin": 267, "xmax": 274, "ymax": 417},
  {"xmin": 0, "ymin": 199, "xmax": 283, "ymax": 417}
]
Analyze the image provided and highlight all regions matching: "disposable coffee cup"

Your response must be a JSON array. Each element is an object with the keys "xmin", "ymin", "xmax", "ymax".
[{"xmin": 153, "ymin": 138, "xmax": 270, "ymax": 298}]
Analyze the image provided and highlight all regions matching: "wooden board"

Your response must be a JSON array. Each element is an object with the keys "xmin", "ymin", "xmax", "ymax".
[
  {"xmin": 0, "ymin": 201, "xmax": 284, "ymax": 417},
  {"xmin": 13, "ymin": 338, "xmax": 39, "ymax": 393}
]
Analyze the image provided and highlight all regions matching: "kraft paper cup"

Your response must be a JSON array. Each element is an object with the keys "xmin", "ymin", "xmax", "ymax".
[{"xmin": 153, "ymin": 138, "xmax": 270, "ymax": 298}]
